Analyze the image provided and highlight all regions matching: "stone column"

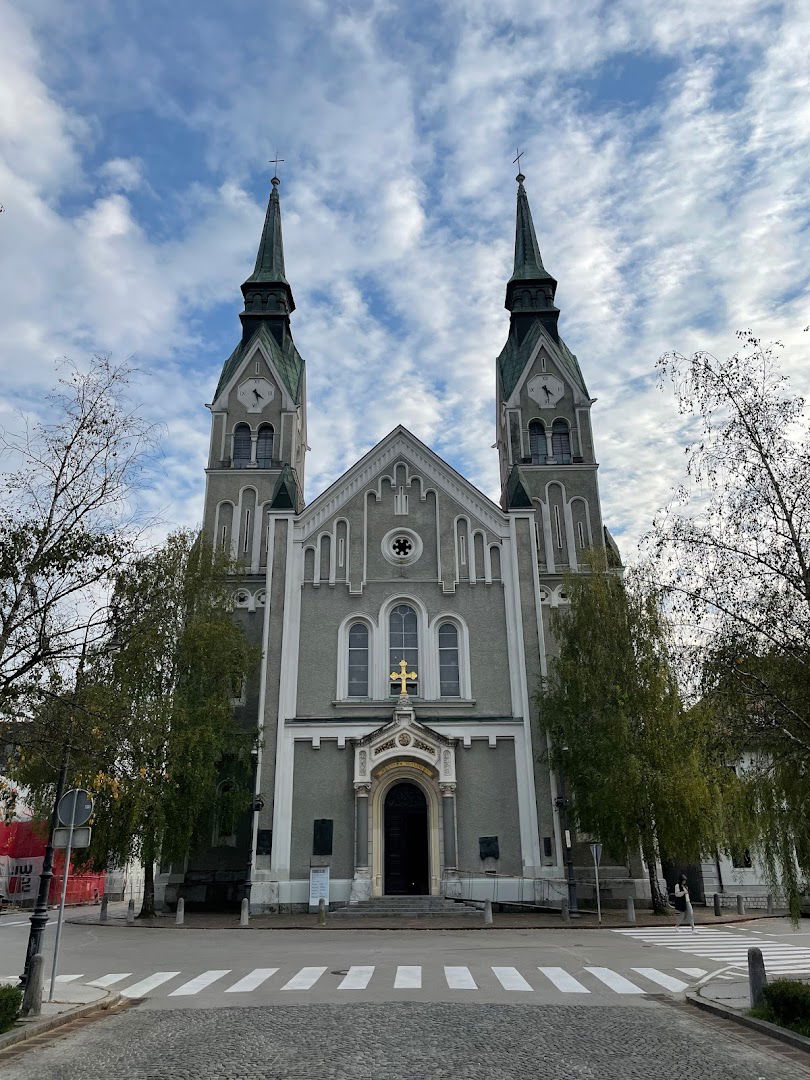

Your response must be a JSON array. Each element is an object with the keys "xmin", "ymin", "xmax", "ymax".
[
  {"xmin": 354, "ymin": 784, "xmax": 370, "ymax": 869},
  {"xmin": 349, "ymin": 783, "xmax": 372, "ymax": 904},
  {"xmin": 440, "ymin": 784, "xmax": 457, "ymax": 870}
]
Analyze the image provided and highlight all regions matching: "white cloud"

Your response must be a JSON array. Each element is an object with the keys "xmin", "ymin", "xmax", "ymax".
[{"xmin": 0, "ymin": 0, "xmax": 808, "ymax": 563}]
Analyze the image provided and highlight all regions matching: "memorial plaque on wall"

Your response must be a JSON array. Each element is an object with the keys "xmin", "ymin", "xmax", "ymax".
[
  {"xmin": 313, "ymin": 818, "xmax": 333, "ymax": 857},
  {"xmin": 257, "ymin": 829, "xmax": 272, "ymax": 856},
  {"xmin": 479, "ymin": 835, "xmax": 500, "ymax": 860}
]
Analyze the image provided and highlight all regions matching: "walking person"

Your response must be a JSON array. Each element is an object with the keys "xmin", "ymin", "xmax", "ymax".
[{"xmin": 674, "ymin": 874, "xmax": 695, "ymax": 931}]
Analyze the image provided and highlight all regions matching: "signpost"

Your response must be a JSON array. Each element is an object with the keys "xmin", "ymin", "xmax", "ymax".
[
  {"xmin": 49, "ymin": 789, "xmax": 93, "ymax": 1001},
  {"xmin": 590, "ymin": 843, "xmax": 603, "ymax": 925},
  {"xmin": 308, "ymin": 866, "xmax": 330, "ymax": 912}
]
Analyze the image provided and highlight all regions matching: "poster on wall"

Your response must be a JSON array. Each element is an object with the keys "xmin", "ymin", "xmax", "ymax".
[
  {"xmin": 308, "ymin": 866, "xmax": 330, "ymax": 911},
  {"xmin": 7, "ymin": 856, "xmax": 43, "ymax": 902}
]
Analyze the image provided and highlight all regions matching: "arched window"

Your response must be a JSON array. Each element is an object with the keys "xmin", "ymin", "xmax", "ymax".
[
  {"xmin": 438, "ymin": 622, "xmax": 460, "ymax": 697},
  {"xmin": 389, "ymin": 604, "xmax": 418, "ymax": 696},
  {"xmin": 233, "ymin": 423, "xmax": 251, "ymax": 466},
  {"xmin": 347, "ymin": 623, "xmax": 369, "ymax": 697},
  {"xmin": 552, "ymin": 420, "xmax": 572, "ymax": 464},
  {"xmin": 256, "ymin": 424, "xmax": 274, "ymax": 468},
  {"xmin": 255, "ymin": 424, "xmax": 274, "ymax": 468},
  {"xmin": 528, "ymin": 420, "xmax": 545, "ymax": 465}
]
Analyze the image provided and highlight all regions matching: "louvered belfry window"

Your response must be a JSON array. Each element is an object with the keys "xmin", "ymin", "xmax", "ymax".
[{"xmin": 233, "ymin": 423, "xmax": 251, "ymax": 466}]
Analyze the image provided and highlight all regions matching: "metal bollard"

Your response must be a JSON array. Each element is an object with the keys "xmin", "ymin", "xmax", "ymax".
[
  {"xmin": 126, "ymin": 899, "xmax": 135, "ymax": 925},
  {"xmin": 713, "ymin": 893, "xmax": 721, "ymax": 917},
  {"xmin": 318, "ymin": 897, "xmax": 326, "ymax": 926},
  {"xmin": 483, "ymin": 899, "xmax": 493, "ymax": 925},
  {"xmin": 240, "ymin": 897, "xmax": 250, "ymax": 927},
  {"xmin": 21, "ymin": 953, "xmax": 44, "ymax": 1017},
  {"xmin": 736, "ymin": 894, "xmax": 745, "ymax": 915},
  {"xmin": 748, "ymin": 946, "xmax": 767, "ymax": 1008},
  {"xmin": 626, "ymin": 896, "xmax": 636, "ymax": 925},
  {"xmin": 561, "ymin": 898, "xmax": 570, "ymax": 924},
  {"xmin": 99, "ymin": 896, "xmax": 108, "ymax": 923},
  {"xmin": 766, "ymin": 893, "xmax": 774, "ymax": 915},
  {"xmin": 176, "ymin": 898, "xmax": 185, "ymax": 926}
]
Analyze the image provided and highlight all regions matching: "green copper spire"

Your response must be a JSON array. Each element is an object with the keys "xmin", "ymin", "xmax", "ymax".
[
  {"xmin": 240, "ymin": 174, "xmax": 296, "ymax": 347},
  {"xmin": 504, "ymin": 171, "xmax": 560, "ymax": 342},
  {"xmin": 246, "ymin": 176, "xmax": 289, "ymax": 286},
  {"xmin": 510, "ymin": 173, "xmax": 548, "ymax": 282}
]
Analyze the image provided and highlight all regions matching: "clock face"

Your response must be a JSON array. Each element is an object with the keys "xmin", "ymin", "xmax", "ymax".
[
  {"xmin": 237, "ymin": 377, "xmax": 274, "ymax": 413},
  {"xmin": 527, "ymin": 373, "xmax": 565, "ymax": 409}
]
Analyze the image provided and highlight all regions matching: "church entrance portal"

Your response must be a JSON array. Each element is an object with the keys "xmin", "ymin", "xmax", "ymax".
[{"xmin": 383, "ymin": 782, "xmax": 429, "ymax": 895}]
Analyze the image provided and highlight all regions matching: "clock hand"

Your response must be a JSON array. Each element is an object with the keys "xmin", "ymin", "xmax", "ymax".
[{"xmin": 252, "ymin": 388, "xmax": 263, "ymax": 401}]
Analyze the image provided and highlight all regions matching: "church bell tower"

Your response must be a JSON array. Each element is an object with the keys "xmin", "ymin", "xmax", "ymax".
[{"xmin": 202, "ymin": 173, "xmax": 307, "ymax": 568}]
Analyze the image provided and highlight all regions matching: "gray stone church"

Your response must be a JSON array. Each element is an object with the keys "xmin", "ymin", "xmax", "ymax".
[{"xmin": 168, "ymin": 171, "xmax": 632, "ymax": 912}]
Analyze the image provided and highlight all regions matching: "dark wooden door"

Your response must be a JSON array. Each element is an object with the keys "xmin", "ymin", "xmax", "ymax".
[{"xmin": 384, "ymin": 783, "xmax": 429, "ymax": 895}]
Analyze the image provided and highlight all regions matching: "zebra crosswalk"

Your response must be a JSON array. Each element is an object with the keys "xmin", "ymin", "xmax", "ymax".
[
  {"xmin": 1, "ymin": 963, "xmax": 708, "ymax": 1001},
  {"xmin": 612, "ymin": 926, "xmax": 810, "ymax": 975}
]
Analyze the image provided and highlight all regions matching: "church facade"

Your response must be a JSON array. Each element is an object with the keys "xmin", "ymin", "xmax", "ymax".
[{"xmin": 178, "ymin": 172, "xmax": 629, "ymax": 912}]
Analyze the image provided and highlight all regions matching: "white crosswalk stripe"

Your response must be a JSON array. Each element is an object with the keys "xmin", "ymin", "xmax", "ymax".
[
  {"xmin": 48, "ymin": 961, "xmax": 713, "ymax": 1000},
  {"xmin": 88, "ymin": 973, "xmax": 132, "ymax": 988},
  {"xmin": 169, "ymin": 970, "xmax": 230, "ymax": 996},
  {"xmin": 492, "ymin": 966, "xmax": 533, "ymax": 991},
  {"xmin": 281, "ymin": 966, "xmax": 327, "ymax": 991},
  {"xmin": 444, "ymin": 965, "xmax": 477, "ymax": 989},
  {"xmin": 585, "ymin": 967, "xmax": 645, "ymax": 994},
  {"xmin": 394, "ymin": 966, "xmax": 421, "ymax": 989},
  {"xmin": 224, "ymin": 968, "xmax": 278, "ymax": 993},
  {"xmin": 613, "ymin": 926, "xmax": 810, "ymax": 975},
  {"xmin": 54, "ymin": 974, "xmax": 84, "ymax": 983},
  {"xmin": 121, "ymin": 972, "xmax": 181, "ymax": 997},
  {"xmin": 632, "ymin": 968, "xmax": 689, "ymax": 993},
  {"xmin": 537, "ymin": 967, "xmax": 590, "ymax": 993},
  {"xmin": 338, "ymin": 966, "xmax": 374, "ymax": 990}
]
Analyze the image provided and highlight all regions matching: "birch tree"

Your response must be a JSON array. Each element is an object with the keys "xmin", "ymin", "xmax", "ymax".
[{"xmin": 651, "ymin": 331, "xmax": 810, "ymax": 914}]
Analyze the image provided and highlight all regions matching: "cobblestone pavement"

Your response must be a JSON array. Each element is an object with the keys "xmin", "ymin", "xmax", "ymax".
[{"xmin": 3, "ymin": 1003, "xmax": 809, "ymax": 1079}]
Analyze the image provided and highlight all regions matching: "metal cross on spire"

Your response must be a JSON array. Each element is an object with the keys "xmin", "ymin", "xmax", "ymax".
[
  {"xmin": 513, "ymin": 147, "xmax": 525, "ymax": 181},
  {"xmin": 269, "ymin": 152, "xmax": 285, "ymax": 182}
]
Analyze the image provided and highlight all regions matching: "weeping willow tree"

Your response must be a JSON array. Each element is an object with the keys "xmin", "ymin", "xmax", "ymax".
[
  {"xmin": 539, "ymin": 558, "xmax": 729, "ymax": 912},
  {"xmin": 651, "ymin": 331, "xmax": 810, "ymax": 918},
  {"xmin": 11, "ymin": 532, "xmax": 257, "ymax": 917}
]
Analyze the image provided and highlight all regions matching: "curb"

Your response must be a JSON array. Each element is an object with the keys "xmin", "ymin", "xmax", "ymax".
[
  {"xmin": 65, "ymin": 911, "xmax": 783, "ymax": 932},
  {"xmin": 685, "ymin": 992, "xmax": 810, "ymax": 1054},
  {"xmin": 0, "ymin": 991, "xmax": 121, "ymax": 1053}
]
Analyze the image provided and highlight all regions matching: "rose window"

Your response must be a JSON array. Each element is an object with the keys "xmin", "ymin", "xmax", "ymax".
[{"xmin": 392, "ymin": 536, "xmax": 413, "ymax": 558}]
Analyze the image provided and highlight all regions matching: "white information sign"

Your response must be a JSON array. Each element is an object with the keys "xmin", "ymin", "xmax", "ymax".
[{"xmin": 308, "ymin": 866, "xmax": 330, "ymax": 910}]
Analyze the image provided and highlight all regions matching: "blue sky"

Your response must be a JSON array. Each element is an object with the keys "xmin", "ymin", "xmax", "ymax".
[{"xmin": 1, "ymin": 0, "xmax": 808, "ymax": 554}]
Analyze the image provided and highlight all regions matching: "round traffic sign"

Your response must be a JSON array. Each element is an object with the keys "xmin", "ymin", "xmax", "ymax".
[{"xmin": 57, "ymin": 788, "xmax": 94, "ymax": 828}]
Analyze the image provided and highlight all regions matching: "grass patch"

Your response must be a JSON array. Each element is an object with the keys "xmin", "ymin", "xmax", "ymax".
[
  {"xmin": 750, "ymin": 978, "xmax": 810, "ymax": 1038},
  {"xmin": 0, "ymin": 984, "xmax": 22, "ymax": 1033}
]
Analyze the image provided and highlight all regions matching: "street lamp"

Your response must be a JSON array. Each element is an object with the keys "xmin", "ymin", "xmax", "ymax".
[
  {"xmin": 243, "ymin": 742, "xmax": 263, "ymax": 909},
  {"xmin": 19, "ymin": 606, "xmax": 115, "ymax": 989},
  {"xmin": 554, "ymin": 747, "xmax": 578, "ymax": 915}
]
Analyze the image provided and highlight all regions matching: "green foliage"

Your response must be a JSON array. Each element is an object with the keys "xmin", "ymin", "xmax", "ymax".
[
  {"xmin": 539, "ymin": 556, "xmax": 730, "ymax": 905},
  {"xmin": 0, "ymin": 984, "xmax": 22, "ymax": 1033},
  {"xmin": 650, "ymin": 331, "xmax": 810, "ymax": 916},
  {"xmin": 751, "ymin": 979, "xmax": 810, "ymax": 1038},
  {"xmin": 10, "ymin": 531, "xmax": 258, "ymax": 914}
]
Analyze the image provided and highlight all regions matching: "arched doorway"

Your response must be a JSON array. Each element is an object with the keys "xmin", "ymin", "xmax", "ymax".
[{"xmin": 384, "ymin": 782, "xmax": 429, "ymax": 895}]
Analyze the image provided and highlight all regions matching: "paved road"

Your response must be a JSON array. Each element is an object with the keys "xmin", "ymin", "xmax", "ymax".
[
  {"xmin": 3, "ymin": 1002, "xmax": 809, "ymax": 1079},
  {"xmin": 1, "ymin": 915, "xmax": 809, "ymax": 1077}
]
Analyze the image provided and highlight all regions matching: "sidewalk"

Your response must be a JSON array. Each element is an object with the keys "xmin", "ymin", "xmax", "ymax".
[
  {"xmin": 65, "ymin": 900, "xmax": 783, "ymax": 931},
  {"xmin": 0, "ymin": 982, "xmax": 120, "ymax": 1054}
]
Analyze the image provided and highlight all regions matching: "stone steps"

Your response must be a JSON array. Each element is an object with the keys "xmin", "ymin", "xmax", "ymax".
[{"xmin": 333, "ymin": 896, "xmax": 479, "ymax": 917}]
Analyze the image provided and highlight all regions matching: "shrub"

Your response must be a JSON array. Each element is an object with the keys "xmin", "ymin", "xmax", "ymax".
[
  {"xmin": 754, "ymin": 979, "xmax": 810, "ymax": 1038},
  {"xmin": 0, "ymin": 984, "xmax": 22, "ymax": 1033}
]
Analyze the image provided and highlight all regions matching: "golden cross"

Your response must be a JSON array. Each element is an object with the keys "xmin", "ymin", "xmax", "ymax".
[{"xmin": 390, "ymin": 659, "xmax": 417, "ymax": 696}]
